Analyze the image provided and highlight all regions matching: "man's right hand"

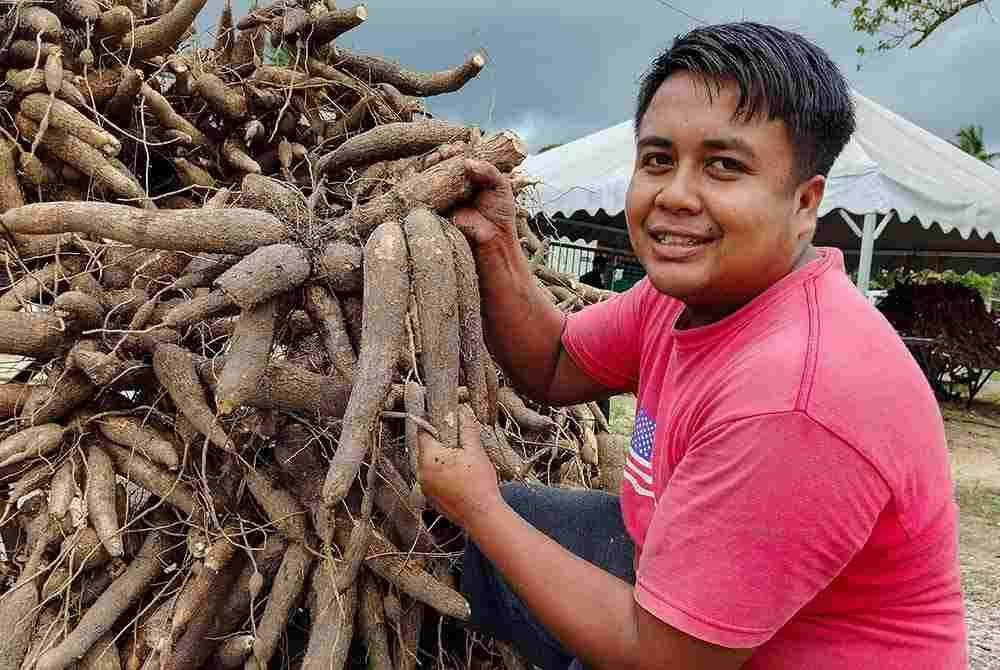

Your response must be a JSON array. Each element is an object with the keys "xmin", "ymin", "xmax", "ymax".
[
  {"xmin": 451, "ymin": 159, "xmax": 518, "ymax": 249},
  {"xmin": 448, "ymin": 156, "xmax": 611, "ymax": 406}
]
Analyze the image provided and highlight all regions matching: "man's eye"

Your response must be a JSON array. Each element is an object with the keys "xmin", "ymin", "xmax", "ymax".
[
  {"xmin": 642, "ymin": 154, "xmax": 672, "ymax": 168},
  {"xmin": 708, "ymin": 157, "xmax": 745, "ymax": 172}
]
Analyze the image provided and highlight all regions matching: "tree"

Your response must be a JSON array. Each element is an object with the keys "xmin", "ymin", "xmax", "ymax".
[
  {"xmin": 831, "ymin": 0, "xmax": 985, "ymax": 52},
  {"xmin": 953, "ymin": 125, "xmax": 1000, "ymax": 166}
]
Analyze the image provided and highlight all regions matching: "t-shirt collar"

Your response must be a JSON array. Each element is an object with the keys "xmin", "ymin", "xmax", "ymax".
[{"xmin": 670, "ymin": 247, "xmax": 843, "ymax": 349}]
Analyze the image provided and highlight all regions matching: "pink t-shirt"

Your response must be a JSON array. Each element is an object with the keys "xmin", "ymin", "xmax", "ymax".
[{"xmin": 562, "ymin": 248, "xmax": 966, "ymax": 668}]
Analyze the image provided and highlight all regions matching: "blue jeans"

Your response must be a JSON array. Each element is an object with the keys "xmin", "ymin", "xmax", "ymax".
[{"xmin": 461, "ymin": 483, "xmax": 636, "ymax": 670}]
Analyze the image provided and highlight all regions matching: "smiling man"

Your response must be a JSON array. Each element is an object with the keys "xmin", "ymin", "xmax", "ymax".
[{"xmin": 417, "ymin": 23, "xmax": 967, "ymax": 670}]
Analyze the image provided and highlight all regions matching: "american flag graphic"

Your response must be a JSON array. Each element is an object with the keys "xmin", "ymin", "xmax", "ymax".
[{"xmin": 624, "ymin": 407, "xmax": 656, "ymax": 498}]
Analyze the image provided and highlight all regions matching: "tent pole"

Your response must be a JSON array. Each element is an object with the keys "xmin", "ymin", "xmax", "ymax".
[{"xmin": 857, "ymin": 213, "xmax": 877, "ymax": 294}]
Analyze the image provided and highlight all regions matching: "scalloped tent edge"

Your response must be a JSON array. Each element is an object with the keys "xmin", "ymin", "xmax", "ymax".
[{"xmin": 520, "ymin": 90, "xmax": 1000, "ymax": 292}]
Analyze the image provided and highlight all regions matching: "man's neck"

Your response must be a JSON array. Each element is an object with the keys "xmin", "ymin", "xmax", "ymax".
[{"xmin": 677, "ymin": 245, "xmax": 818, "ymax": 330}]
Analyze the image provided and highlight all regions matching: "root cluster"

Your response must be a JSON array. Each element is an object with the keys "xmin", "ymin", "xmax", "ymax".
[{"xmin": 0, "ymin": 2, "xmax": 623, "ymax": 668}]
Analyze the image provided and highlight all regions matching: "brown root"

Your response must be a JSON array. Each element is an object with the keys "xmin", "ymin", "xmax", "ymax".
[
  {"xmin": 53, "ymin": 290, "xmax": 106, "ymax": 330},
  {"xmin": 85, "ymin": 441, "xmax": 124, "ymax": 557},
  {"xmin": 250, "ymin": 541, "xmax": 313, "ymax": 668},
  {"xmin": 35, "ymin": 530, "xmax": 172, "ymax": 670},
  {"xmin": 139, "ymin": 83, "xmax": 209, "ymax": 146},
  {"xmin": 103, "ymin": 441, "xmax": 198, "ymax": 514},
  {"xmin": 333, "ymin": 47, "xmax": 486, "ymax": 96},
  {"xmin": 221, "ymin": 136, "xmax": 261, "ymax": 173},
  {"xmin": 60, "ymin": 0, "xmax": 103, "ymax": 22},
  {"xmin": 214, "ymin": 243, "xmax": 310, "ymax": 310},
  {"xmin": 2, "ymin": 202, "xmax": 288, "ymax": 254},
  {"xmin": 95, "ymin": 415, "xmax": 179, "ymax": 470},
  {"xmin": 15, "ymin": 114, "xmax": 146, "ymax": 201},
  {"xmin": 445, "ymin": 223, "xmax": 496, "ymax": 425},
  {"xmin": 365, "ymin": 530, "xmax": 470, "ymax": 620},
  {"xmin": 314, "ymin": 241, "xmax": 363, "ymax": 293},
  {"xmin": 172, "ymin": 157, "xmax": 216, "ymax": 188},
  {"xmin": 307, "ymin": 3, "xmax": 367, "ymax": 45},
  {"xmin": 21, "ymin": 93, "xmax": 121, "ymax": 156},
  {"xmin": 316, "ymin": 119, "xmax": 471, "ymax": 176},
  {"xmin": 404, "ymin": 209, "xmax": 461, "ymax": 448},
  {"xmin": 213, "ymin": 0, "xmax": 235, "ymax": 61},
  {"xmin": 214, "ymin": 296, "xmax": 281, "ymax": 414},
  {"xmin": 0, "ymin": 310, "xmax": 66, "ymax": 357},
  {"xmin": 96, "ymin": 6, "xmax": 135, "ymax": 36},
  {"xmin": 200, "ymin": 356, "xmax": 351, "ymax": 418},
  {"xmin": 302, "ymin": 565, "xmax": 357, "ymax": 670},
  {"xmin": 304, "ymin": 284, "xmax": 357, "ymax": 383},
  {"xmin": 22, "ymin": 368, "xmax": 96, "ymax": 425},
  {"xmin": 20, "ymin": 7, "xmax": 64, "ymax": 40},
  {"xmin": 0, "ymin": 138, "xmax": 25, "ymax": 211},
  {"xmin": 193, "ymin": 72, "xmax": 248, "ymax": 120},
  {"xmin": 119, "ymin": 0, "xmax": 208, "ymax": 60},
  {"xmin": 322, "ymin": 220, "xmax": 409, "ymax": 506},
  {"xmin": 498, "ymin": 387, "xmax": 556, "ymax": 433},
  {"xmin": 153, "ymin": 343, "xmax": 231, "ymax": 451},
  {"xmin": 243, "ymin": 465, "xmax": 308, "ymax": 542},
  {"xmin": 358, "ymin": 572, "xmax": 393, "ymax": 670},
  {"xmin": 333, "ymin": 131, "xmax": 527, "ymax": 240}
]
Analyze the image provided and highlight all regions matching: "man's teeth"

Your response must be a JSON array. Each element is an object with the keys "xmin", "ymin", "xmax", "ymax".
[{"xmin": 652, "ymin": 233, "xmax": 706, "ymax": 247}]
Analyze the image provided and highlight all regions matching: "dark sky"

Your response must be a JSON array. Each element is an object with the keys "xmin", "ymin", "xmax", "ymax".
[{"xmin": 224, "ymin": 1, "xmax": 999, "ymax": 155}]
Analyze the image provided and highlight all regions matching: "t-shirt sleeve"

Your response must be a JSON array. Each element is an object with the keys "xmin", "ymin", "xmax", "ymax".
[
  {"xmin": 561, "ymin": 279, "xmax": 651, "ymax": 393},
  {"xmin": 634, "ymin": 412, "xmax": 891, "ymax": 648}
]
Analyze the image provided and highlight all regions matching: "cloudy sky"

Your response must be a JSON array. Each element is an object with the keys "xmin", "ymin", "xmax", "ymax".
[{"xmin": 228, "ymin": 0, "xmax": 999, "ymax": 155}]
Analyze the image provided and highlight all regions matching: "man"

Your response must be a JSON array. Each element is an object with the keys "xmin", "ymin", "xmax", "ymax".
[
  {"xmin": 579, "ymin": 254, "xmax": 610, "ymax": 290},
  {"xmin": 418, "ymin": 22, "xmax": 967, "ymax": 670}
]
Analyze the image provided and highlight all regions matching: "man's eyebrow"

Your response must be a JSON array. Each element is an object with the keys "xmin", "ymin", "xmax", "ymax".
[
  {"xmin": 636, "ymin": 136, "xmax": 673, "ymax": 151},
  {"xmin": 703, "ymin": 137, "xmax": 757, "ymax": 160}
]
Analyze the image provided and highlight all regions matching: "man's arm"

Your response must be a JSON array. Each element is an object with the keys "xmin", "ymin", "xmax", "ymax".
[
  {"xmin": 452, "ymin": 160, "xmax": 612, "ymax": 406},
  {"xmin": 419, "ymin": 407, "xmax": 753, "ymax": 670}
]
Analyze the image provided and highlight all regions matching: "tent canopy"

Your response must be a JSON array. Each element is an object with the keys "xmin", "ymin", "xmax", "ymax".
[{"xmin": 522, "ymin": 91, "xmax": 1000, "ymax": 243}]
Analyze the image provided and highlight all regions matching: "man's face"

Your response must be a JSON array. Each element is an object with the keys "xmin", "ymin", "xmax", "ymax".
[{"xmin": 626, "ymin": 72, "xmax": 822, "ymax": 306}]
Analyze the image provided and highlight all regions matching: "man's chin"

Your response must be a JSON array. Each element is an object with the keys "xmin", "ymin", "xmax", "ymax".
[{"xmin": 643, "ymin": 272, "xmax": 705, "ymax": 303}]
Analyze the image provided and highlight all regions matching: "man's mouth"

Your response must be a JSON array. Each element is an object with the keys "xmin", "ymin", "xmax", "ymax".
[{"xmin": 650, "ymin": 232, "xmax": 713, "ymax": 247}]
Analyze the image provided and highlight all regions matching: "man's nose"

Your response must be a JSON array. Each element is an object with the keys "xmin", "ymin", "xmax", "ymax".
[{"xmin": 652, "ymin": 165, "xmax": 702, "ymax": 215}]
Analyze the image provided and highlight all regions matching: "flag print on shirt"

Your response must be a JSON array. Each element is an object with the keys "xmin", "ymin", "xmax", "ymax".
[{"xmin": 624, "ymin": 407, "xmax": 655, "ymax": 498}]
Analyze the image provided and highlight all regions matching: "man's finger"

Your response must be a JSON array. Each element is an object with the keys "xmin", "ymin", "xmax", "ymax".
[
  {"xmin": 450, "ymin": 206, "xmax": 482, "ymax": 241},
  {"xmin": 457, "ymin": 404, "xmax": 481, "ymax": 448},
  {"xmin": 417, "ymin": 424, "xmax": 441, "ymax": 451},
  {"xmin": 464, "ymin": 158, "xmax": 506, "ymax": 191}
]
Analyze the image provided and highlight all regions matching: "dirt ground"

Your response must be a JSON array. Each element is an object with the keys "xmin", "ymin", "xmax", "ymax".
[{"xmin": 609, "ymin": 391, "xmax": 1000, "ymax": 668}]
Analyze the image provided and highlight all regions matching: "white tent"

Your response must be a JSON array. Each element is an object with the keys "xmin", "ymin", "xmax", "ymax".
[{"xmin": 521, "ymin": 91, "xmax": 1000, "ymax": 293}]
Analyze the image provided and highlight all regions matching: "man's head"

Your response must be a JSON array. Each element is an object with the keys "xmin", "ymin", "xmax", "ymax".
[
  {"xmin": 593, "ymin": 255, "xmax": 609, "ymax": 270},
  {"xmin": 626, "ymin": 22, "xmax": 854, "ymax": 311}
]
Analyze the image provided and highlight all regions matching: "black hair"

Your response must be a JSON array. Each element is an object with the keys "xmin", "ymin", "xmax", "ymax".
[{"xmin": 635, "ymin": 22, "xmax": 855, "ymax": 181}]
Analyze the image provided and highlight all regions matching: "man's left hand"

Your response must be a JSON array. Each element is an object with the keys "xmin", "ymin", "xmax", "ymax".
[{"xmin": 417, "ymin": 405, "xmax": 503, "ymax": 529}]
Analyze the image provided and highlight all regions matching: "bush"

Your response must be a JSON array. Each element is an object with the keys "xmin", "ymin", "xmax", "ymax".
[
  {"xmin": 870, "ymin": 268, "xmax": 999, "ymax": 303},
  {"xmin": 878, "ymin": 279, "xmax": 1000, "ymax": 405}
]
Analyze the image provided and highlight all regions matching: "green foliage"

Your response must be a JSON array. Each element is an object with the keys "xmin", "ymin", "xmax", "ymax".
[
  {"xmin": 953, "ymin": 125, "xmax": 1000, "ymax": 166},
  {"xmin": 870, "ymin": 267, "xmax": 999, "ymax": 303},
  {"xmin": 831, "ymin": 0, "xmax": 984, "ymax": 51},
  {"xmin": 266, "ymin": 44, "xmax": 291, "ymax": 67}
]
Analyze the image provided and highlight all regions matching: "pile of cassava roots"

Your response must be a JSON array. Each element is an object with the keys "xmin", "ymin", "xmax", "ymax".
[{"xmin": 0, "ymin": 0, "xmax": 625, "ymax": 668}]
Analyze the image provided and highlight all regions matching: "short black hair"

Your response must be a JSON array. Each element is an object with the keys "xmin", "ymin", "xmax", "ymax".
[{"xmin": 635, "ymin": 22, "xmax": 855, "ymax": 181}]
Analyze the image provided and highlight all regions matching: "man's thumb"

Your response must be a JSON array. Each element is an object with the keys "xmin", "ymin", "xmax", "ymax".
[{"xmin": 457, "ymin": 404, "xmax": 481, "ymax": 447}]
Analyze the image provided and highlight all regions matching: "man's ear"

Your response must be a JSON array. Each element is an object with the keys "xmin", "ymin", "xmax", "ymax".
[{"xmin": 793, "ymin": 175, "xmax": 825, "ymax": 241}]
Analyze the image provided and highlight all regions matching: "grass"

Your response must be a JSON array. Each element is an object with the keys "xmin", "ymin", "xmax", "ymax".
[
  {"xmin": 608, "ymin": 394, "xmax": 636, "ymax": 437},
  {"xmin": 956, "ymin": 481, "xmax": 1000, "ymax": 522}
]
